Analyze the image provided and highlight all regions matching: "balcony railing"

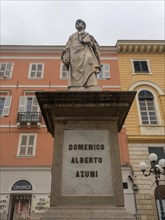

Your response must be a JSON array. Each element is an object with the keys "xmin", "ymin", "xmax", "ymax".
[{"xmin": 17, "ymin": 112, "xmax": 42, "ymax": 124}]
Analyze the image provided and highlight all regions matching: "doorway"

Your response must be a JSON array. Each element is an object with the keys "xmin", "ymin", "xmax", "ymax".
[
  {"xmin": 8, "ymin": 194, "xmax": 31, "ymax": 220},
  {"xmin": 155, "ymin": 185, "xmax": 165, "ymax": 220}
]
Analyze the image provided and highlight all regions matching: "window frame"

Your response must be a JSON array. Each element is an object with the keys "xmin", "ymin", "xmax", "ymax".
[
  {"xmin": 60, "ymin": 63, "xmax": 68, "ymax": 79},
  {"xmin": 139, "ymin": 91, "xmax": 157, "ymax": 125},
  {"xmin": 136, "ymin": 88, "xmax": 161, "ymax": 126},
  {"xmin": 17, "ymin": 133, "xmax": 37, "ymax": 157},
  {"xmin": 28, "ymin": 63, "xmax": 44, "ymax": 79},
  {"xmin": 148, "ymin": 147, "xmax": 165, "ymax": 162},
  {"xmin": 97, "ymin": 63, "xmax": 111, "ymax": 79},
  {"xmin": 131, "ymin": 60, "xmax": 151, "ymax": 74},
  {"xmin": 0, "ymin": 62, "xmax": 14, "ymax": 79}
]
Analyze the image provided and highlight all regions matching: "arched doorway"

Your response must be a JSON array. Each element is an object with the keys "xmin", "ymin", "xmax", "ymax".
[
  {"xmin": 155, "ymin": 185, "xmax": 165, "ymax": 220},
  {"xmin": 8, "ymin": 180, "xmax": 32, "ymax": 220}
]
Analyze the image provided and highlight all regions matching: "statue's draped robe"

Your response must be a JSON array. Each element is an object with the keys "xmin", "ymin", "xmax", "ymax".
[{"xmin": 62, "ymin": 32, "xmax": 100, "ymax": 87}]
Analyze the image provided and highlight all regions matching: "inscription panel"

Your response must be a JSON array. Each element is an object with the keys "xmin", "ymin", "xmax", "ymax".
[{"xmin": 62, "ymin": 130, "xmax": 113, "ymax": 196}]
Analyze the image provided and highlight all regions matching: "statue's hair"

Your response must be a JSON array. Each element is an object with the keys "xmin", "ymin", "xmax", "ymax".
[{"xmin": 75, "ymin": 19, "xmax": 86, "ymax": 30}]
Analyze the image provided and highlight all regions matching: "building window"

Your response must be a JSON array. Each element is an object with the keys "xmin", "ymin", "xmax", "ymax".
[
  {"xmin": 60, "ymin": 64, "xmax": 68, "ymax": 79},
  {"xmin": 17, "ymin": 95, "xmax": 41, "ymax": 124},
  {"xmin": 148, "ymin": 147, "xmax": 165, "ymax": 162},
  {"xmin": 17, "ymin": 96, "xmax": 42, "ymax": 122},
  {"xmin": 123, "ymin": 182, "xmax": 128, "ymax": 189},
  {"xmin": 29, "ymin": 63, "xmax": 44, "ymax": 79},
  {"xmin": 18, "ymin": 96, "xmax": 39, "ymax": 112},
  {"xmin": 97, "ymin": 64, "xmax": 110, "ymax": 79},
  {"xmin": 0, "ymin": 96, "xmax": 12, "ymax": 116},
  {"xmin": 0, "ymin": 62, "xmax": 13, "ymax": 78},
  {"xmin": 132, "ymin": 60, "xmax": 149, "ymax": 73},
  {"xmin": 138, "ymin": 90, "xmax": 157, "ymax": 125},
  {"xmin": 17, "ymin": 134, "xmax": 37, "ymax": 156}
]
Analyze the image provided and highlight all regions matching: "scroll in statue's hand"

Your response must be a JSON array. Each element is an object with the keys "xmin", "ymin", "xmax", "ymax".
[{"xmin": 82, "ymin": 34, "xmax": 91, "ymax": 43}]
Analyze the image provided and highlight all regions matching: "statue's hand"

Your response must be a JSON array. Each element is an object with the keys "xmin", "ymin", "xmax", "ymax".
[
  {"xmin": 83, "ymin": 34, "xmax": 91, "ymax": 43},
  {"xmin": 63, "ymin": 59, "xmax": 69, "ymax": 65}
]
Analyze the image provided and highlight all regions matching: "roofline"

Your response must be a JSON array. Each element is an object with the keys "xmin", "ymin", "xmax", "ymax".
[
  {"xmin": 0, "ymin": 45, "xmax": 117, "ymax": 54},
  {"xmin": 116, "ymin": 40, "xmax": 165, "ymax": 53},
  {"xmin": 0, "ymin": 40, "xmax": 164, "ymax": 54}
]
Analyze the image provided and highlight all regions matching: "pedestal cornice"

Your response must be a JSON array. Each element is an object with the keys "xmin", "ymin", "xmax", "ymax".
[{"xmin": 36, "ymin": 91, "xmax": 136, "ymax": 136}]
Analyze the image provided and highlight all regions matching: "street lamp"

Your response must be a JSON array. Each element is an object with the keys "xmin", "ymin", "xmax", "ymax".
[{"xmin": 139, "ymin": 153, "xmax": 165, "ymax": 220}]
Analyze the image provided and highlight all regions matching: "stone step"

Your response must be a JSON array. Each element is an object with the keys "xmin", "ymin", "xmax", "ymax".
[{"xmin": 39, "ymin": 207, "xmax": 135, "ymax": 220}]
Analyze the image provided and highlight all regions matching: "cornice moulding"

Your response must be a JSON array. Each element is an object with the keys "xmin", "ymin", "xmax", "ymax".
[
  {"xmin": 128, "ymin": 136, "xmax": 165, "ymax": 143},
  {"xmin": 0, "ymin": 45, "xmax": 117, "ymax": 54},
  {"xmin": 117, "ymin": 40, "xmax": 165, "ymax": 53}
]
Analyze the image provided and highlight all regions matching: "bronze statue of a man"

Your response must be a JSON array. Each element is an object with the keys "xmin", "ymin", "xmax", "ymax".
[{"xmin": 61, "ymin": 19, "xmax": 101, "ymax": 89}]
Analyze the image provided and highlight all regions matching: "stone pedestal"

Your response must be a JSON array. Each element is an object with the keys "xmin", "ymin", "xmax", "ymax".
[{"xmin": 36, "ymin": 91, "xmax": 136, "ymax": 220}]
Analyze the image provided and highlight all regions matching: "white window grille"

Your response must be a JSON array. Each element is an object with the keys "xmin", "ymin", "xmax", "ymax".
[
  {"xmin": 29, "ymin": 63, "xmax": 44, "ymax": 79},
  {"xmin": 138, "ymin": 90, "xmax": 157, "ymax": 125},
  {"xmin": 17, "ymin": 134, "xmax": 37, "ymax": 156},
  {"xmin": 60, "ymin": 64, "xmax": 68, "ymax": 79}
]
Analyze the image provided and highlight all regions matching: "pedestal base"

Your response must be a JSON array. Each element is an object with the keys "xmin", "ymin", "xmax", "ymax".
[{"xmin": 40, "ymin": 206, "xmax": 135, "ymax": 220}]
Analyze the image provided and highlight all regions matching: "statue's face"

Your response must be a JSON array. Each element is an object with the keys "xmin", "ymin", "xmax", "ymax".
[{"xmin": 75, "ymin": 20, "xmax": 86, "ymax": 31}]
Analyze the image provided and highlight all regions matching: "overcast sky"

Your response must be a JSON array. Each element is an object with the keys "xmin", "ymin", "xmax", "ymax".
[{"xmin": 1, "ymin": 0, "xmax": 164, "ymax": 46}]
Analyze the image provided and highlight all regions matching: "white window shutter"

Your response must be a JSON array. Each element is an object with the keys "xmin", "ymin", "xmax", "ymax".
[
  {"xmin": 5, "ymin": 62, "xmax": 12, "ymax": 78},
  {"xmin": 3, "ymin": 96, "xmax": 12, "ymax": 116},
  {"xmin": 61, "ymin": 64, "xmax": 68, "ymax": 79},
  {"xmin": 32, "ymin": 96, "xmax": 38, "ymax": 112},
  {"xmin": 105, "ymin": 64, "xmax": 110, "ymax": 78},
  {"xmin": 18, "ymin": 96, "xmax": 26, "ymax": 112}
]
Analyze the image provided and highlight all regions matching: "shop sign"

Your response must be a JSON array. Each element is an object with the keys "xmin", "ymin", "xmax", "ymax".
[
  {"xmin": 11, "ymin": 180, "xmax": 32, "ymax": 191},
  {"xmin": 32, "ymin": 195, "xmax": 50, "ymax": 212}
]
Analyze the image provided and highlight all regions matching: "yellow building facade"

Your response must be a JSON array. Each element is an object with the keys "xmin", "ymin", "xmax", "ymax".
[{"xmin": 117, "ymin": 40, "xmax": 165, "ymax": 220}]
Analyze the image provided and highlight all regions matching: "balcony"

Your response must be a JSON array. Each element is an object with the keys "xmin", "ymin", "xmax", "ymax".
[{"xmin": 17, "ymin": 112, "xmax": 42, "ymax": 128}]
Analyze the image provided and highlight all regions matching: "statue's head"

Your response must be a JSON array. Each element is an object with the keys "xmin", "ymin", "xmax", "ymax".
[{"xmin": 75, "ymin": 19, "xmax": 86, "ymax": 31}]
